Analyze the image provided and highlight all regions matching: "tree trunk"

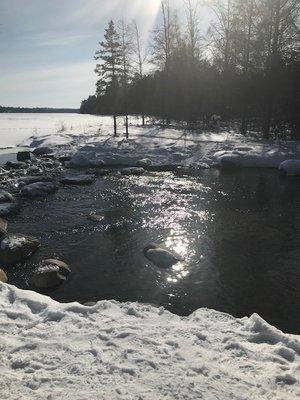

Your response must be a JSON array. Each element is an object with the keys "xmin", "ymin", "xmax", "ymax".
[
  {"xmin": 125, "ymin": 115, "xmax": 129, "ymax": 138},
  {"xmin": 113, "ymin": 115, "xmax": 117, "ymax": 136},
  {"xmin": 142, "ymin": 114, "xmax": 145, "ymax": 126}
]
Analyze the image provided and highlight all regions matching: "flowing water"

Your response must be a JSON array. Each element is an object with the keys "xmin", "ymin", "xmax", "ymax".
[{"xmin": 5, "ymin": 168, "xmax": 300, "ymax": 334}]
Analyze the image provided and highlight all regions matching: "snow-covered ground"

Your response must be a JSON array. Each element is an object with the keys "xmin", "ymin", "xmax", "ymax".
[
  {"xmin": 1, "ymin": 113, "xmax": 300, "ymax": 169},
  {"xmin": 0, "ymin": 283, "xmax": 299, "ymax": 400}
]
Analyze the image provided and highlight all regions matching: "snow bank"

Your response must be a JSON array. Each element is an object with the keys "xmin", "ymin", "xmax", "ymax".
[{"xmin": 0, "ymin": 283, "xmax": 299, "ymax": 400}]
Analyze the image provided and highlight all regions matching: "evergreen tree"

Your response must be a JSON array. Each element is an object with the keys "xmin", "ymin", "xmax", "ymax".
[{"xmin": 95, "ymin": 20, "xmax": 122, "ymax": 135}]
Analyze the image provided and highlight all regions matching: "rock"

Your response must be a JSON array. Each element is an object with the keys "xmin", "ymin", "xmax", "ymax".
[
  {"xmin": 88, "ymin": 213, "xmax": 104, "ymax": 222},
  {"xmin": 83, "ymin": 301, "xmax": 97, "ymax": 307},
  {"xmin": 0, "ymin": 234, "xmax": 40, "ymax": 267},
  {"xmin": 0, "ymin": 202, "xmax": 20, "ymax": 217},
  {"xmin": 20, "ymin": 182, "xmax": 57, "ymax": 198},
  {"xmin": 27, "ymin": 165, "xmax": 42, "ymax": 174},
  {"xmin": 18, "ymin": 175, "xmax": 54, "ymax": 186},
  {"xmin": 60, "ymin": 175, "xmax": 96, "ymax": 185},
  {"xmin": 32, "ymin": 147, "xmax": 53, "ymax": 156},
  {"xmin": 279, "ymin": 160, "xmax": 300, "ymax": 177},
  {"xmin": 143, "ymin": 243, "xmax": 182, "ymax": 268},
  {"xmin": 90, "ymin": 159, "xmax": 105, "ymax": 168},
  {"xmin": 218, "ymin": 154, "xmax": 242, "ymax": 169},
  {"xmin": 59, "ymin": 155, "xmax": 72, "ymax": 162},
  {"xmin": 0, "ymin": 268, "xmax": 7, "ymax": 283},
  {"xmin": 93, "ymin": 169, "xmax": 110, "ymax": 177},
  {"xmin": 120, "ymin": 167, "xmax": 145, "ymax": 176},
  {"xmin": 68, "ymin": 153, "xmax": 91, "ymax": 168},
  {"xmin": 5, "ymin": 161, "xmax": 27, "ymax": 170},
  {"xmin": 31, "ymin": 259, "xmax": 70, "ymax": 289},
  {"xmin": 17, "ymin": 151, "xmax": 31, "ymax": 162},
  {"xmin": 0, "ymin": 189, "xmax": 15, "ymax": 203},
  {"xmin": 147, "ymin": 164, "xmax": 179, "ymax": 172},
  {"xmin": 136, "ymin": 159, "xmax": 152, "ymax": 168},
  {"xmin": 0, "ymin": 218, "xmax": 8, "ymax": 240}
]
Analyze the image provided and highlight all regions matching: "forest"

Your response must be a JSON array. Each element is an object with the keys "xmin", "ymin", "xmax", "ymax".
[{"xmin": 80, "ymin": 0, "xmax": 300, "ymax": 139}]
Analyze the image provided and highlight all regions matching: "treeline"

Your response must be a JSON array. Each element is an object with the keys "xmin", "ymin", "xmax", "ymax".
[
  {"xmin": 80, "ymin": 0, "xmax": 300, "ymax": 138},
  {"xmin": 0, "ymin": 106, "xmax": 79, "ymax": 113}
]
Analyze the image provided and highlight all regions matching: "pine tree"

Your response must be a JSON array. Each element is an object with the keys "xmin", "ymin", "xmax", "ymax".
[{"xmin": 95, "ymin": 20, "xmax": 122, "ymax": 136}]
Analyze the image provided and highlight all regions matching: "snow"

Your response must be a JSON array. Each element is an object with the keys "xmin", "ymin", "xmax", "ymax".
[
  {"xmin": 0, "ymin": 282, "xmax": 299, "ymax": 400},
  {"xmin": 1, "ymin": 114, "xmax": 300, "ymax": 170}
]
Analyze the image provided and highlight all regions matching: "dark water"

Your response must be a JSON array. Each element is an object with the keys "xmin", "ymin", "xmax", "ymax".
[{"xmin": 6, "ymin": 169, "xmax": 300, "ymax": 334}]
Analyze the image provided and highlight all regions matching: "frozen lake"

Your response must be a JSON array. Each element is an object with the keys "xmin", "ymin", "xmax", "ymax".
[{"xmin": 0, "ymin": 113, "xmax": 109, "ymax": 150}]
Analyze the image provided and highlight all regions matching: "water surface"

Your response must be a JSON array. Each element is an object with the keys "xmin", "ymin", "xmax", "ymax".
[{"xmin": 6, "ymin": 169, "xmax": 300, "ymax": 334}]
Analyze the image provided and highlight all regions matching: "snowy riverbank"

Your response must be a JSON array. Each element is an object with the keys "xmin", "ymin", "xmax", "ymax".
[{"xmin": 0, "ymin": 282, "xmax": 299, "ymax": 400}]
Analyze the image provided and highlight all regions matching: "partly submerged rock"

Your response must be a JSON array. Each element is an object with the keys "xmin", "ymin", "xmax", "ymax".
[
  {"xmin": 0, "ymin": 202, "xmax": 20, "ymax": 217},
  {"xmin": 279, "ymin": 160, "xmax": 300, "ymax": 177},
  {"xmin": 17, "ymin": 151, "xmax": 31, "ymax": 162},
  {"xmin": 68, "ymin": 153, "xmax": 91, "ymax": 169},
  {"xmin": 93, "ymin": 169, "xmax": 110, "ymax": 177},
  {"xmin": 5, "ymin": 161, "xmax": 27, "ymax": 170},
  {"xmin": 120, "ymin": 167, "xmax": 145, "ymax": 176},
  {"xmin": 60, "ymin": 174, "xmax": 96, "ymax": 185},
  {"xmin": 20, "ymin": 182, "xmax": 57, "ymax": 198},
  {"xmin": 218, "ymin": 154, "xmax": 242, "ymax": 169},
  {"xmin": 136, "ymin": 159, "xmax": 152, "ymax": 168},
  {"xmin": 88, "ymin": 213, "xmax": 104, "ymax": 222},
  {"xmin": 0, "ymin": 189, "xmax": 15, "ymax": 203},
  {"xmin": 0, "ymin": 234, "xmax": 40, "ymax": 267},
  {"xmin": 0, "ymin": 268, "xmax": 7, "ymax": 283},
  {"xmin": 18, "ymin": 175, "xmax": 54, "ymax": 186},
  {"xmin": 143, "ymin": 243, "xmax": 182, "ymax": 269},
  {"xmin": 31, "ymin": 259, "xmax": 70, "ymax": 289},
  {"xmin": 32, "ymin": 146, "xmax": 54, "ymax": 156}
]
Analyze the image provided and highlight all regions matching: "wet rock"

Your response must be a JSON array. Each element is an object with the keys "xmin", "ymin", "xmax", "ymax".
[
  {"xmin": 5, "ymin": 161, "xmax": 27, "ymax": 170},
  {"xmin": 32, "ymin": 146, "xmax": 53, "ymax": 156},
  {"xmin": 0, "ymin": 234, "xmax": 40, "ymax": 267},
  {"xmin": 147, "ymin": 164, "xmax": 179, "ymax": 172},
  {"xmin": 93, "ymin": 169, "xmax": 110, "ymax": 177},
  {"xmin": 17, "ymin": 151, "xmax": 31, "ymax": 162},
  {"xmin": 18, "ymin": 175, "xmax": 54, "ymax": 186},
  {"xmin": 0, "ymin": 189, "xmax": 15, "ymax": 203},
  {"xmin": 0, "ymin": 268, "xmax": 7, "ymax": 283},
  {"xmin": 59, "ymin": 155, "xmax": 72, "ymax": 162},
  {"xmin": 31, "ymin": 259, "xmax": 70, "ymax": 289},
  {"xmin": 218, "ymin": 154, "xmax": 242, "ymax": 169},
  {"xmin": 83, "ymin": 301, "xmax": 97, "ymax": 307},
  {"xmin": 27, "ymin": 165, "xmax": 42, "ymax": 174},
  {"xmin": 136, "ymin": 159, "xmax": 152, "ymax": 168},
  {"xmin": 279, "ymin": 160, "xmax": 300, "ymax": 177},
  {"xmin": 60, "ymin": 174, "xmax": 96, "ymax": 185},
  {"xmin": 90, "ymin": 159, "xmax": 105, "ymax": 168},
  {"xmin": 88, "ymin": 213, "xmax": 104, "ymax": 222},
  {"xmin": 20, "ymin": 182, "xmax": 57, "ymax": 198},
  {"xmin": 143, "ymin": 243, "xmax": 182, "ymax": 268},
  {"xmin": 0, "ymin": 218, "xmax": 8, "ymax": 240},
  {"xmin": 120, "ymin": 167, "xmax": 145, "ymax": 176},
  {"xmin": 0, "ymin": 203, "xmax": 20, "ymax": 217},
  {"xmin": 68, "ymin": 153, "xmax": 91, "ymax": 168}
]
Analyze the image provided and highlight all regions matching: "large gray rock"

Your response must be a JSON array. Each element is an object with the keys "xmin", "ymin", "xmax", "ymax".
[
  {"xmin": 20, "ymin": 182, "xmax": 57, "ymax": 197},
  {"xmin": 0, "ymin": 189, "xmax": 15, "ymax": 203},
  {"xmin": 31, "ymin": 259, "xmax": 70, "ymax": 289},
  {"xmin": 17, "ymin": 151, "xmax": 31, "ymax": 162},
  {"xmin": 0, "ymin": 234, "xmax": 40, "ymax": 267},
  {"xmin": 18, "ymin": 175, "xmax": 54, "ymax": 186},
  {"xmin": 5, "ymin": 161, "xmax": 27, "ymax": 170},
  {"xmin": 0, "ymin": 268, "xmax": 7, "ymax": 283},
  {"xmin": 60, "ymin": 174, "xmax": 96, "ymax": 185},
  {"xmin": 143, "ymin": 243, "xmax": 182, "ymax": 268},
  {"xmin": 120, "ymin": 167, "xmax": 145, "ymax": 176},
  {"xmin": 0, "ymin": 202, "xmax": 20, "ymax": 217},
  {"xmin": 136, "ymin": 159, "xmax": 152, "ymax": 168},
  {"xmin": 68, "ymin": 153, "xmax": 91, "ymax": 168},
  {"xmin": 32, "ymin": 147, "xmax": 53, "ymax": 156}
]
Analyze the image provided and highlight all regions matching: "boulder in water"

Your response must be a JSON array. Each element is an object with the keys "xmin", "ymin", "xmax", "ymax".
[
  {"xmin": 0, "ymin": 268, "xmax": 7, "ymax": 283},
  {"xmin": 88, "ymin": 213, "xmax": 104, "ymax": 222},
  {"xmin": 218, "ymin": 154, "xmax": 242, "ymax": 169},
  {"xmin": 120, "ymin": 167, "xmax": 145, "ymax": 176},
  {"xmin": 20, "ymin": 182, "xmax": 57, "ymax": 197},
  {"xmin": 17, "ymin": 151, "xmax": 31, "ymax": 162},
  {"xmin": 0, "ymin": 234, "xmax": 40, "ymax": 267},
  {"xmin": 136, "ymin": 159, "xmax": 152, "ymax": 168},
  {"xmin": 0, "ymin": 202, "xmax": 20, "ymax": 217},
  {"xmin": 279, "ymin": 160, "xmax": 300, "ymax": 177},
  {"xmin": 143, "ymin": 243, "xmax": 182, "ymax": 268},
  {"xmin": 0, "ymin": 189, "xmax": 15, "ymax": 203},
  {"xmin": 18, "ymin": 175, "xmax": 54, "ymax": 186},
  {"xmin": 31, "ymin": 259, "xmax": 70, "ymax": 289},
  {"xmin": 32, "ymin": 147, "xmax": 54, "ymax": 156},
  {"xmin": 68, "ymin": 153, "xmax": 91, "ymax": 168},
  {"xmin": 5, "ymin": 161, "xmax": 27, "ymax": 170},
  {"xmin": 60, "ymin": 174, "xmax": 96, "ymax": 185}
]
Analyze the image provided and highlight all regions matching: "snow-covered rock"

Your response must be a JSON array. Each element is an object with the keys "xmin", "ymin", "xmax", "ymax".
[
  {"xmin": 31, "ymin": 259, "xmax": 70, "ymax": 289},
  {"xmin": 279, "ymin": 160, "xmax": 300, "ymax": 176},
  {"xmin": 0, "ymin": 283, "xmax": 299, "ymax": 400},
  {"xmin": 218, "ymin": 153, "xmax": 243, "ymax": 168},
  {"xmin": 0, "ymin": 234, "xmax": 40, "ymax": 266},
  {"xmin": 60, "ymin": 174, "xmax": 96, "ymax": 185},
  {"xmin": 20, "ymin": 182, "xmax": 57, "ymax": 198}
]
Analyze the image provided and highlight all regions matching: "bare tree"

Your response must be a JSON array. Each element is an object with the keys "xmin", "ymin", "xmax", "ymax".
[{"xmin": 184, "ymin": 0, "xmax": 201, "ymax": 60}]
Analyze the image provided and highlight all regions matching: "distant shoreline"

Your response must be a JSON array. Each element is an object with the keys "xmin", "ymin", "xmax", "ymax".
[{"xmin": 0, "ymin": 107, "xmax": 79, "ymax": 114}]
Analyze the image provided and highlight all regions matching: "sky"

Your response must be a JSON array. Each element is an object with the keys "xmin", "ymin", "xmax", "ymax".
[{"xmin": 0, "ymin": 0, "xmax": 211, "ymax": 108}]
